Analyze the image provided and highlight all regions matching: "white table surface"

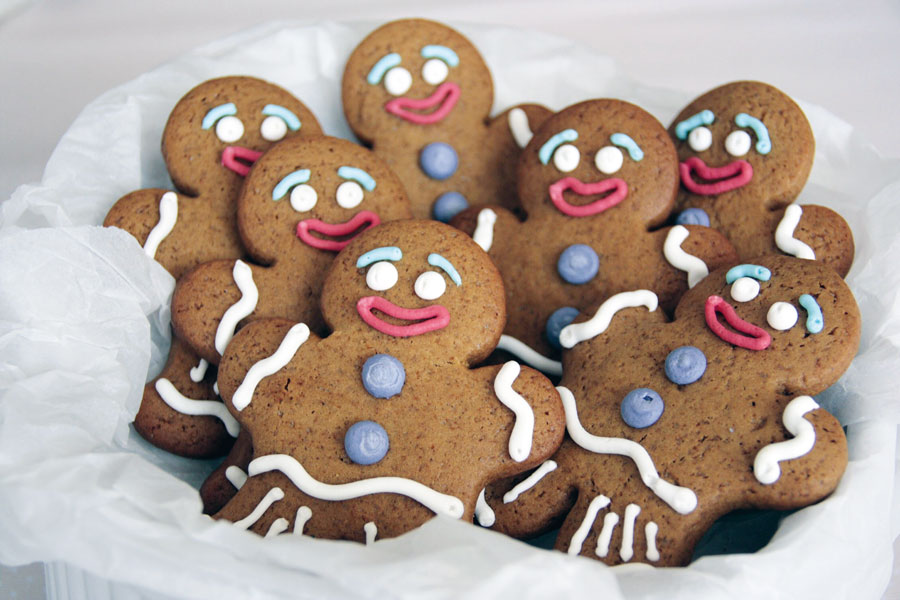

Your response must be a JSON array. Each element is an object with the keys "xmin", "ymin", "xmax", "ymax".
[{"xmin": 1, "ymin": 1, "xmax": 898, "ymax": 598}]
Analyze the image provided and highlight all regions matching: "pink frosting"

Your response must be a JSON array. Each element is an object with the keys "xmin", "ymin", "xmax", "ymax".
[
  {"xmin": 679, "ymin": 157, "xmax": 753, "ymax": 195},
  {"xmin": 356, "ymin": 296, "xmax": 450, "ymax": 337},
  {"xmin": 296, "ymin": 211, "xmax": 381, "ymax": 252},
  {"xmin": 221, "ymin": 146, "xmax": 263, "ymax": 177},
  {"xmin": 547, "ymin": 176, "xmax": 628, "ymax": 218},
  {"xmin": 704, "ymin": 295, "xmax": 771, "ymax": 351},
  {"xmin": 384, "ymin": 82, "xmax": 460, "ymax": 125}
]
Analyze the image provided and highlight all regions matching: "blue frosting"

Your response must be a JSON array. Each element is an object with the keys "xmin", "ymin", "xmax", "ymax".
[
  {"xmin": 621, "ymin": 388, "xmax": 664, "ymax": 429},
  {"xmin": 664, "ymin": 346, "xmax": 707, "ymax": 385},
  {"xmin": 419, "ymin": 142, "xmax": 458, "ymax": 181},
  {"xmin": 675, "ymin": 208, "xmax": 710, "ymax": 227},
  {"xmin": 546, "ymin": 306, "xmax": 580, "ymax": 349},
  {"xmin": 557, "ymin": 244, "xmax": 599, "ymax": 285},
  {"xmin": 361, "ymin": 354, "xmax": 406, "ymax": 398},
  {"xmin": 344, "ymin": 420, "xmax": 390, "ymax": 465},
  {"xmin": 432, "ymin": 191, "xmax": 468, "ymax": 222}
]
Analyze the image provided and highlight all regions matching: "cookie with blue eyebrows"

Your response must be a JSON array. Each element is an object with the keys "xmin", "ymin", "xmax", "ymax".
[
  {"xmin": 668, "ymin": 81, "xmax": 854, "ymax": 277},
  {"xmin": 482, "ymin": 254, "xmax": 860, "ymax": 566},
  {"xmin": 451, "ymin": 98, "xmax": 739, "ymax": 365},
  {"xmin": 342, "ymin": 18, "xmax": 552, "ymax": 219},
  {"xmin": 211, "ymin": 219, "xmax": 565, "ymax": 543}
]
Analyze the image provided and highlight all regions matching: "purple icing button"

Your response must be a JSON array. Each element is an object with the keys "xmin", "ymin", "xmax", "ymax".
[
  {"xmin": 344, "ymin": 420, "xmax": 390, "ymax": 465},
  {"xmin": 432, "ymin": 191, "xmax": 469, "ymax": 222},
  {"xmin": 557, "ymin": 244, "xmax": 599, "ymax": 284},
  {"xmin": 419, "ymin": 142, "xmax": 458, "ymax": 181},
  {"xmin": 546, "ymin": 306, "xmax": 580, "ymax": 349},
  {"xmin": 664, "ymin": 345, "xmax": 707, "ymax": 385},
  {"xmin": 675, "ymin": 208, "xmax": 710, "ymax": 227},
  {"xmin": 621, "ymin": 388, "xmax": 664, "ymax": 429},
  {"xmin": 362, "ymin": 354, "xmax": 406, "ymax": 398}
]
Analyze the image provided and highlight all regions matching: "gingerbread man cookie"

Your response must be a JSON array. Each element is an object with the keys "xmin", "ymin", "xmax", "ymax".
[
  {"xmin": 342, "ymin": 18, "xmax": 551, "ymax": 220},
  {"xmin": 213, "ymin": 220, "xmax": 566, "ymax": 542},
  {"xmin": 484, "ymin": 254, "xmax": 860, "ymax": 566},
  {"xmin": 452, "ymin": 98, "xmax": 738, "ymax": 366},
  {"xmin": 669, "ymin": 80, "xmax": 854, "ymax": 276}
]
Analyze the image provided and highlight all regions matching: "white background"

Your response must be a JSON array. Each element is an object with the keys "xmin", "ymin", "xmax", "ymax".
[{"xmin": 0, "ymin": 0, "xmax": 898, "ymax": 598}]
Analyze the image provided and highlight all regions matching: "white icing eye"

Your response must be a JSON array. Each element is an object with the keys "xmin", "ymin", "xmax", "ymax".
[
  {"xmin": 730, "ymin": 277, "xmax": 760, "ymax": 302},
  {"xmin": 215, "ymin": 116, "xmax": 244, "ymax": 143},
  {"xmin": 260, "ymin": 115, "xmax": 288, "ymax": 142},
  {"xmin": 289, "ymin": 184, "xmax": 318, "ymax": 212},
  {"xmin": 422, "ymin": 58, "xmax": 449, "ymax": 85},
  {"xmin": 767, "ymin": 302, "xmax": 799, "ymax": 330},
  {"xmin": 414, "ymin": 271, "xmax": 446, "ymax": 300},
  {"xmin": 366, "ymin": 261, "xmax": 398, "ymax": 291},
  {"xmin": 725, "ymin": 130, "xmax": 752, "ymax": 157},
  {"xmin": 384, "ymin": 66, "xmax": 412, "ymax": 96},
  {"xmin": 336, "ymin": 181, "xmax": 364, "ymax": 209},
  {"xmin": 553, "ymin": 143, "xmax": 580, "ymax": 173},
  {"xmin": 594, "ymin": 146, "xmax": 623, "ymax": 174},
  {"xmin": 688, "ymin": 126, "xmax": 713, "ymax": 152}
]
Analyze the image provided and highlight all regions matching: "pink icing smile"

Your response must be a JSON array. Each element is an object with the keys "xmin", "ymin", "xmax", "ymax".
[
  {"xmin": 357, "ymin": 296, "xmax": 450, "ymax": 337},
  {"xmin": 296, "ymin": 211, "xmax": 381, "ymax": 252},
  {"xmin": 547, "ymin": 176, "xmax": 628, "ymax": 218},
  {"xmin": 221, "ymin": 146, "xmax": 264, "ymax": 177},
  {"xmin": 384, "ymin": 82, "xmax": 461, "ymax": 125},
  {"xmin": 680, "ymin": 157, "xmax": 753, "ymax": 195},
  {"xmin": 705, "ymin": 295, "xmax": 771, "ymax": 351}
]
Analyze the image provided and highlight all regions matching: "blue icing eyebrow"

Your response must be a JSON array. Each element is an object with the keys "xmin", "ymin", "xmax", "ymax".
[
  {"xmin": 798, "ymin": 294, "xmax": 824, "ymax": 333},
  {"xmin": 421, "ymin": 45, "xmax": 459, "ymax": 67},
  {"xmin": 674, "ymin": 109, "xmax": 715, "ymax": 140},
  {"xmin": 610, "ymin": 133, "xmax": 644, "ymax": 161},
  {"xmin": 735, "ymin": 112, "xmax": 772, "ymax": 154},
  {"xmin": 272, "ymin": 169, "xmax": 311, "ymax": 201},
  {"xmin": 262, "ymin": 104, "xmax": 302, "ymax": 130},
  {"xmin": 538, "ymin": 129, "xmax": 578, "ymax": 165},
  {"xmin": 338, "ymin": 166, "xmax": 376, "ymax": 191},
  {"xmin": 367, "ymin": 53, "xmax": 402, "ymax": 84},
  {"xmin": 357, "ymin": 246, "xmax": 403, "ymax": 268},
  {"xmin": 428, "ymin": 253, "xmax": 461, "ymax": 286},
  {"xmin": 201, "ymin": 103, "xmax": 237, "ymax": 130},
  {"xmin": 725, "ymin": 264, "xmax": 772, "ymax": 284}
]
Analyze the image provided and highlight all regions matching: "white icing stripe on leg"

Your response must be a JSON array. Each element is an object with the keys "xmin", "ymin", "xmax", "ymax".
[
  {"xmin": 619, "ymin": 503, "xmax": 641, "ymax": 562},
  {"xmin": 645, "ymin": 521, "xmax": 660, "ymax": 562},
  {"xmin": 559, "ymin": 291, "xmax": 658, "ymax": 349},
  {"xmin": 775, "ymin": 204, "xmax": 815, "ymax": 260},
  {"xmin": 503, "ymin": 460, "xmax": 558, "ymax": 503},
  {"xmin": 557, "ymin": 386, "xmax": 698, "ymax": 514},
  {"xmin": 493, "ymin": 361, "xmax": 535, "ymax": 462},
  {"xmin": 266, "ymin": 518, "xmax": 289, "ymax": 537},
  {"xmin": 496, "ymin": 335, "xmax": 563, "ymax": 376},
  {"xmin": 249, "ymin": 454, "xmax": 465, "ymax": 519},
  {"xmin": 473, "ymin": 208, "xmax": 497, "ymax": 252},
  {"xmin": 232, "ymin": 323, "xmax": 310, "ymax": 411},
  {"xmin": 663, "ymin": 225, "xmax": 709, "ymax": 289},
  {"xmin": 225, "ymin": 466, "xmax": 248, "ymax": 490},
  {"xmin": 595, "ymin": 512, "xmax": 619, "ymax": 558},
  {"xmin": 475, "ymin": 488, "xmax": 496, "ymax": 527},
  {"xmin": 568, "ymin": 495, "xmax": 610, "ymax": 555},
  {"xmin": 190, "ymin": 358, "xmax": 209, "ymax": 383},
  {"xmin": 143, "ymin": 191, "xmax": 178, "ymax": 259},
  {"xmin": 753, "ymin": 395, "xmax": 819, "ymax": 484},
  {"xmin": 233, "ymin": 487, "xmax": 284, "ymax": 530},
  {"xmin": 508, "ymin": 107, "xmax": 533, "ymax": 149},
  {"xmin": 215, "ymin": 260, "xmax": 260, "ymax": 356},
  {"xmin": 155, "ymin": 378, "xmax": 240, "ymax": 437},
  {"xmin": 364, "ymin": 522, "xmax": 378, "ymax": 545},
  {"xmin": 293, "ymin": 506, "xmax": 312, "ymax": 536}
]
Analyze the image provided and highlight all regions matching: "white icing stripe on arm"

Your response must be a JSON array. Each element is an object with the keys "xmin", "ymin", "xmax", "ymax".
[
  {"xmin": 215, "ymin": 260, "xmax": 260, "ymax": 356},
  {"xmin": 508, "ymin": 107, "xmax": 533, "ymax": 149},
  {"xmin": 249, "ymin": 454, "xmax": 465, "ymax": 519},
  {"xmin": 364, "ymin": 522, "xmax": 378, "ymax": 545},
  {"xmin": 232, "ymin": 323, "xmax": 310, "ymax": 411},
  {"xmin": 559, "ymin": 290, "xmax": 658, "ymax": 349},
  {"xmin": 775, "ymin": 204, "xmax": 815, "ymax": 260},
  {"xmin": 496, "ymin": 335, "xmax": 563, "ymax": 376},
  {"xmin": 503, "ymin": 460, "xmax": 558, "ymax": 503},
  {"xmin": 645, "ymin": 521, "xmax": 660, "ymax": 562},
  {"xmin": 266, "ymin": 518, "xmax": 290, "ymax": 537},
  {"xmin": 475, "ymin": 488, "xmax": 496, "ymax": 527},
  {"xmin": 753, "ymin": 395, "xmax": 819, "ymax": 484},
  {"xmin": 595, "ymin": 511, "xmax": 619, "ymax": 558},
  {"xmin": 619, "ymin": 503, "xmax": 641, "ymax": 562},
  {"xmin": 233, "ymin": 487, "xmax": 284, "ymax": 529},
  {"xmin": 568, "ymin": 495, "xmax": 610, "ymax": 555},
  {"xmin": 494, "ymin": 361, "xmax": 536, "ymax": 462},
  {"xmin": 190, "ymin": 358, "xmax": 209, "ymax": 383},
  {"xmin": 155, "ymin": 378, "xmax": 240, "ymax": 437},
  {"xmin": 473, "ymin": 208, "xmax": 497, "ymax": 252},
  {"xmin": 663, "ymin": 225, "xmax": 709, "ymax": 289},
  {"xmin": 143, "ymin": 191, "xmax": 178, "ymax": 259},
  {"xmin": 293, "ymin": 506, "xmax": 312, "ymax": 536},
  {"xmin": 225, "ymin": 465, "xmax": 248, "ymax": 490},
  {"xmin": 557, "ymin": 386, "xmax": 698, "ymax": 514}
]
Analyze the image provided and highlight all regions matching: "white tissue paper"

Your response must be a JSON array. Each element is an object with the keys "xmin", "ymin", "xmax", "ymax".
[{"xmin": 1, "ymin": 19, "xmax": 898, "ymax": 600}]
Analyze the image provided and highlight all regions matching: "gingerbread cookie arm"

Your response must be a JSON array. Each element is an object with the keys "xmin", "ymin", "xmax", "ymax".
[
  {"xmin": 656, "ymin": 224, "xmax": 739, "ymax": 312},
  {"xmin": 449, "ymin": 204, "xmax": 518, "ymax": 254},
  {"xmin": 104, "ymin": 189, "xmax": 185, "ymax": 276},
  {"xmin": 775, "ymin": 204, "xmax": 855, "ymax": 277},
  {"xmin": 200, "ymin": 428, "xmax": 254, "ymax": 514}
]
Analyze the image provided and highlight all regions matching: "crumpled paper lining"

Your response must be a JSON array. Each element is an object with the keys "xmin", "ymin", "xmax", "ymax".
[{"xmin": 0, "ymin": 19, "xmax": 898, "ymax": 600}]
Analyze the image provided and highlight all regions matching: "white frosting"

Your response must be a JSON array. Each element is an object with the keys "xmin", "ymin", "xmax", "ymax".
[
  {"xmin": 249, "ymin": 454, "xmax": 465, "ymax": 519},
  {"xmin": 493, "ymin": 361, "xmax": 536, "ymax": 462},
  {"xmin": 225, "ymin": 465, "xmax": 248, "ymax": 490},
  {"xmin": 503, "ymin": 460, "xmax": 558, "ymax": 504},
  {"xmin": 475, "ymin": 488, "xmax": 496, "ymax": 527},
  {"xmin": 232, "ymin": 323, "xmax": 310, "ymax": 411},
  {"xmin": 364, "ymin": 522, "xmax": 378, "ymax": 545},
  {"xmin": 663, "ymin": 225, "xmax": 709, "ymax": 289},
  {"xmin": 557, "ymin": 386, "xmax": 698, "ymax": 514},
  {"xmin": 645, "ymin": 521, "xmax": 660, "ymax": 562},
  {"xmin": 366, "ymin": 261, "xmax": 398, "ymax": 291},
  {"xmin": 414, "ymin": 271, "xmax": 446, "ymax": 301},
  {"xmin": 215, "ymin": 260, "xmax": 260, "ymax": 356},
  {"xmin": 595, "ymin": 511, "xmax": 619, "ymax": 558},
  {"xmin": 767, "ymin": 301, "xmax": 799, "ymax": 330},
  {"xmin": 775, "ymin": 204, "xmax": 816, "ymax": 260},
  {"xmin": 724, "ymin": 130, "xmax": 751, "ymax": 157},
  {"xmin": 496, "ymin": 335, "xmax": 563, "ymax": 377},
  {"xmin": 507, "ymin": 107, "xmax": 533, "ymax": 149},
  {"xmin": 753, "ymin": 395, "xmax": 819, "ymax": 485},
  {"xmin": 594, "ymin": 146, "xmax": 623, "ymax": 175},
  {"xmin": 266, "ymin": 518, "xmax": 289, "ymax": 537},
  {"xmin": 189, "ymin": 358, "xmax": 209, "ymax": 383},
  {"xmin": 293, "ymin": 506, "xmax": 312, "ymax": 536},
  {"xmin": 473, "ymin": 208, "xmax": 497, "ymax": 252},
  {"xmin": 568, "ymin": 495, "xmax": 610, "ymax": 555},
  {"xmin": 143, "ymin": 191, "xmax": 178, "ymax": 259},
  {"xmin": 731, "ymin": 277, "xmax": 760, "ymax": 302},
  {"xmin": 619, "ymin": 503, "xmax": 641, "ymax": 562},
  {"xmin": 559, "ymin": 290, "xmax": 658, "ymax": 349},
  {"xmin": 233, "ymin": 487, "xmax": 284, "ymax": 530},
  {"xmin": 154, "ymin": 378, "xmax": 240, "ymax": 437}
]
